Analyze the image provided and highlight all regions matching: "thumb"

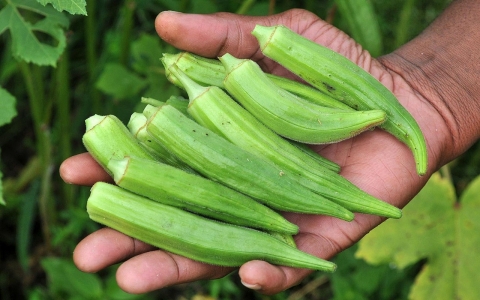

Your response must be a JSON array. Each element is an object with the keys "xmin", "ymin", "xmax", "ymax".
[
  {"xmin": 155, "ymin": 10, "xmax": 267, "ymax": 59},
  {"xmin": 154, "ymin": 9, "xmax": 320, "ymax": 60}
]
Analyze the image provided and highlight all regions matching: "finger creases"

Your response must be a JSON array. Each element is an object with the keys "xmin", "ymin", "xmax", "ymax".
[
  {"xmin": 59, "ymin": 152, "xmax": 112, "ymax": 186},
  {"xmin": 116, "ymin": 251, "xmax": 233, "ymax": 294},
  {"xmin": 155, "ymin": 11, "xmax": 257, "ymax": 58},
  {"xmin": 239, "ymin": 260, "xmax": 311, "ymax": 295},
  {"xmin": 73, "ymin": 228, "xmax": 154, "ymax": 273}
]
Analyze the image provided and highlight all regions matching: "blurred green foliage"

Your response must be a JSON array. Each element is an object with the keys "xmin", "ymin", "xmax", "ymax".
[{"xmin": 3, "ymin": 0, "xmax": 475, "ymax": 299}]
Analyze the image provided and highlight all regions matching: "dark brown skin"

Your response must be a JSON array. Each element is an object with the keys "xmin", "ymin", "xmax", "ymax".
[{"xmin": 60, "ymin": 0, "xmax": 480, "ymax": 295}]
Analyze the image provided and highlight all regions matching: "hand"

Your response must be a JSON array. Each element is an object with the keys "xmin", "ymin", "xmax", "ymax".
[{"xmin": 62, "ymin": 8, "xmax": 460, "ymax": 295}]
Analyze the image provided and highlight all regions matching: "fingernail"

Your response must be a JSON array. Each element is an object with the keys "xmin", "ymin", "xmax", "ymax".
[
  {"xmin": 163, "ymin": 10, "xmax": 182, "ymax": 14},
  {"xmin": 241, "ymin": 281, "xmax": 262, "ymax": 290}
]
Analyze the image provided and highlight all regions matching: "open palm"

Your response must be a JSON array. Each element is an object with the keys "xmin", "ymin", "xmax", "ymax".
[{"xmin": 61, "ymin": 9, "xmax": 448, "ymax": 295}]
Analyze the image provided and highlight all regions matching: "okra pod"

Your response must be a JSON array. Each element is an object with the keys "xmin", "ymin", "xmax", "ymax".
[
  {"xmin": 164, "ymin": 62, "xmax": 340, "ymax": 173},
  {"xmin": 252, "ymin": 25, "xmax": 428, "ymax": 175},
  {"xmin": 219, "ymin": 53, "xmax": 387, "ymax": 144},
  {"xmin": 127, "ymin": 112, "xmax": 195, "ymax": 173},
  {"xmin": 162, "ymin": 52, "xmax": 353, "ymax": 110},
  {"xmin": 107, "ymin": 156, "xmax": 299, "ymax": 234},
  {"xmin": 166, "ymin": 64, "xmax": 401, "ymax": 218},
  {"xmin": 87, "ymin": 182, "xmax": 336, "ymax": 271},
  {"xmin": 165, "ymin": 95, "xmax": 190, "ymax": 116},
  {"xmin": 146, "ymin": 104, "xmax": 354, "ymax": 221},
  {"xmin": 82, "ymin": 114, "xmax": 155, "ymax": 172},
  {"xmin": 141, "ymin": 97, "xmax": 164, "ymax": 107}
]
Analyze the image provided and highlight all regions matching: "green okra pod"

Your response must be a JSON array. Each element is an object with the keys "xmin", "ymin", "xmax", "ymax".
[
  {"xmin": 164, "ymin": 62, "xmax": 340, "ymax": 173},
  {"xmin": 288, "ymin": 140, "xmax": 336, "ymax": 166},
  {"xmin": 162, "ymin": 51, "xmax": 353, "ymax": 110},
  {"xmin": 141, "ymin": 97, "xmax": 164, "ymax": 107},
  {"xmin": 142, "ymin": 104, "xmax": 160, "ymax": 119},
  {"xmin": 146, "ymin": 104, "xmax": 354, "ymax": 221},
  {"xmin": 252, "ymin": 24, "xmax": 428, "ymax": 175},
  {"xmin": 166, "ymin": 64, "xmax": 401, "ymax": 219},
  {"xmin": 127, "ymin": 112, "xmax": 195, "ymax": 173},
  {"xmin": 82, "ymin": 114, "xmax": 155, "ymax": 173},
  {"xmin": 107, "ymin": 156, "xmax": 299, "ymax": 234},
  {"xmin": 87, "ymin": 182, "xmax": 336, "ymax": 271},
  {"xmin": 219, "ymin": 53, "xmax": 387, "ymax": 144},
  {"xmin": 165, "ymin": 95, "xmax": 190, "ymax": 116}
]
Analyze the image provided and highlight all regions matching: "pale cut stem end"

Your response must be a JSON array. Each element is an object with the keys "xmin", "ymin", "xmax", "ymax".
[
  {"xmin": 143, "ymin": 105, "xmax": 160, "ymax": 120},
  {"xmin": 127, "ymin": 112, "xmax": 147, "ymax": 137},
  {"xmin": 85, "ymin": 114, "xmax": 106, "ymax": 132},
  {"xmin": 107, "ymin": 156, "xmax": 130, "ymax": 184}
]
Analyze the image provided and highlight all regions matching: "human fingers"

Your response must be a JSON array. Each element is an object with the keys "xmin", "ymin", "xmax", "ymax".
[
  {"xmin": 73, "ymin": 227, "xmax": 154, "ymax": 272},
  {"xmin": 237, "ymin": 213, "xmax": 380, "ymax": 295},
  {"xmin": 116, "ymin": 251, "xmax": 232, "ymax": 294},
  {"xmin": 73, "ymin": 227, "xmax": 232, "ymax": 294},
  {"xmin": 155, "ymin": 9, "xmax": 351, "ymax": 76},
  {"xmin": 236, "ymin": 126, "xmax": 436, "ymax": 294},
  {"xmin": 59, "ymin": 153, "xmax": 112, "ymax": 186}
]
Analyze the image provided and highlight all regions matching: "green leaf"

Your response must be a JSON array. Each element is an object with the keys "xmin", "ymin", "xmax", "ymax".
[
  {"xmin": 37, "ymin": 0, "xmax": 87, "ymax": 15},
  {"xmin": 96, "ymin": 63, "xmax": 148, "ymax": 99},
  {"xmin": 130, "ymin": 33, "xmax": 164, "ymax": 76},
  {"xmin": 130, "ymin": 34, "xmax": 180, "ymax": 100},
  {"xmin": 334, "ymin": 0, "xmax": 383, "ymax": 57},
  {"xmin": 0, "ymin": 86, "xmax": 16, "ymax": 206},
  {"xmin": 329, "ymin": 245, "xmax": 414, "ymax": 300},
  {"xmin": 0, "ymin": 0, "xmax": 69, "ymax": 66},
  {"xmin": 0, "ymin": 86, "xmax": 17, "ymax": 126},
  {"xmin": 41, "ymin": 257, "xmax": 103, "ymax": 298},
  {"xmin": 356, "ymin": 172, "xmax": 480, "ymax": 299}
]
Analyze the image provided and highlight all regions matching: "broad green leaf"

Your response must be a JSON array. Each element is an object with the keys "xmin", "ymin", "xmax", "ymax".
[
  {"xmin": 0, "ymin": 0, "xmax": 69, "ymax": 66},
  {"xmin": 0, "ymin": 86, "xmax": 17, "ymax": 126},
  {"xmin": 330, "ymin": 245, "xmax": 414, "ymax": 300},
  {"xmin": 37, "ymin": 0, "xmax": 87, "ymax": 15},
  {"xmin": 0, "ymin": 87, "xmax": 16, "ymax": 206},
  {"xmin": 356, "ymin": 172, "xmax": 480, "ymax": 299},
  {"xmin": 130, "ymin": 34, "xmax": 179, "ymax": 100},
  {"xmin": 41, "ymin": 257, "xmax": 103, "ymax": 298},
  {"xmin": 96, "ymin": 63, "xmax": 148, "ymax": 99},
  {"xmin": 334, "ymin": 0, "xmax": 383, "ymax": 57},
  {"xmin": 130, "ymin": 34, "xmax": 164, "ymax": 76}
]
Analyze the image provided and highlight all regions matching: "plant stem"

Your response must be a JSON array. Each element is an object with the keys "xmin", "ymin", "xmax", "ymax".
[
  {"xmin": 55, "ymin": 51, "xmax": 74, "ymax": 208},
  {"xmin": 19, "ymin": 62, "xmax": 54, "ymax": 252},
  {"xmin": 236, "ymin": 0, "xmax": 255, "ymax": 15},
  {"xmin": 120, "ymin": 0, "xmax": 135, "ymax": 67},
  {"xmin": 269, "ymin": 0, "xmax": 276, "ymax": 15},
  {"xmin": 394, "ymin": 0, "xmax": 416, "ymax": 49},
  {"xmin": 85, "ymin": 0, "xmax": 102, "ymax": 114}
]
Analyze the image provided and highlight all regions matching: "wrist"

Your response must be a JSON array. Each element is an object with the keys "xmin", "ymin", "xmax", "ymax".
[{"xmin": 377, "ymin": 0, "xmax": 480, "ymax": 168}]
